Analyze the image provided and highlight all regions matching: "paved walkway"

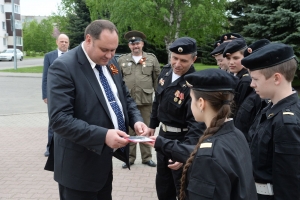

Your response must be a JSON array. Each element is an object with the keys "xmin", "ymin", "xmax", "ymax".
[{"xmin": 0, "ymin": 72, "xmax": 158, "ymax": 200}]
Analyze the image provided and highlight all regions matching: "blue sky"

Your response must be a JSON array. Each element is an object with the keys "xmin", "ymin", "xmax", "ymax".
[{"xmin": 20, "ymin": 0, "xmax": 62, "ymax": 16}]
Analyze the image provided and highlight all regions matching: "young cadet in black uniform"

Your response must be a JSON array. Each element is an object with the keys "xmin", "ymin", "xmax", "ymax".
[
  {"xmin": 147, "ymin": 69, "xmax": 257, "ymax": 200},
  {"xmin": 242, "ymin": 43, "xmax": 300, "ymax": 200},
  {"xmin": 223, "ymin": 38, "xmax": 261, "ymax": 140},
  {"xmin": 149, "ymin": 37, "xmax": 205, "ymax": 200},
  {"xmin": 210, "ymin": 42, "xmax": 230, "ymax": 72}
]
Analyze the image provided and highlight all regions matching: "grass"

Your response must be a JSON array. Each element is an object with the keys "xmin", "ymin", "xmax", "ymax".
[
  {"xmin": 194, "ymin": 63, "xmax": 218, "ymax": 71},
  {"xmin": 0, "ymin": 66, "xmax": 43, "ymax": 73}
]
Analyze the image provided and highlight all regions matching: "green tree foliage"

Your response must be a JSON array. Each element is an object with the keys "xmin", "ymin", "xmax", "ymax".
[
  {"xmin": 85, "ymin": 0, "xmax": 229, "ymax": 61},
  {"xmin": 62, "ymin": 0, "xmax": 91, "ymax": 49},
  {"xmin": 228, "ymin": 0, "xmax": 300, "ymax": 57},
  {"xmin": 23, "ymin": 19, "xmax": 57, "ymax": 53}
]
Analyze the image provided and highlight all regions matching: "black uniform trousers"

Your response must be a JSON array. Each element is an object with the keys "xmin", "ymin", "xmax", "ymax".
[
  {"xmin": 58, "ymin": 169, "xmax": 113, "ymax": 200},
  {"xmin": 258, "ymin": 194, "xmax": 273, "ymax": 200},
  {"xmin": 156, "ymin": 127, "xmax": 186, "ymax": 200}
]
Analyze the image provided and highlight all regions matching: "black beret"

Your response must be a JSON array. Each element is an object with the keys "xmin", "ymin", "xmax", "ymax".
[
  {"xmin": 220, "ymin": 33, "xmax": 243, "ymax": 43},
  {"xmin": 244, "ymin": 39, "xmax": 271, "ymax": 57},
  {"xmin": 185, "ymin": 68, "xmax": 238, "ymax": 92},
  {"xmin": 223, "ymin": 38, "xmax": 247, "ymax": 57},
  {"xmin": 213, "ymin": 40, "xmax": 221, "ymax": 49},
  {"xmin": 124, "ymin": 30, "xmax": 146, "ymax": 43},
  {"xmin": 169, "ymin": 37, "xmax": 197, "ymax": 54},
  {"xmin": 241, "ymin": 43, "xmax": 295, "ymax": 71},
  {"xmin": 210, "ymin": 42, "xmax": 229, "ymax": 56}
]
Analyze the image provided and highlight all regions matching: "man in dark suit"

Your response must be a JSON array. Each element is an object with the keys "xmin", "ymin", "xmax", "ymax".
[
  {"xmin": 46, "ymin": 20, "xmax": 148, "ymax": 200},
  {"xmin": 42, "ymin": 33, "xmax": 69, "ymax": 157}
]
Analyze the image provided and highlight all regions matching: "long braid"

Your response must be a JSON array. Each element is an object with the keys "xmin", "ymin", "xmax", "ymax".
[{"xmin": 179, "ymin": 91, "xmax": 233, "ymax": 200}]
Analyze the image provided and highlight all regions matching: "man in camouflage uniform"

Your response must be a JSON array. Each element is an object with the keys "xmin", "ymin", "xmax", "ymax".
[{"xmin": 118, "ymin": 30, "xmax": 161, "ymax": 169}]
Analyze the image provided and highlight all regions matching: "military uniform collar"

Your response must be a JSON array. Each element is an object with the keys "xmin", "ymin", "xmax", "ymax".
[
  {"xmin": 236, "ymin": 68, "xmax": 249, "ymax": 79},
  {"xmin": 265, "ymin": 92, "xmax": 298, "ymax": 119}
]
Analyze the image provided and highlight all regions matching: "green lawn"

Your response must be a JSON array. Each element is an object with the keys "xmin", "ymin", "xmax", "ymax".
[
  {"xmin": 194, "ymin": 63, "xmax": 218, "ymax": 71},
  {"xmin": 0, "ymin": 66, "xmax": 43, "ymax": 73}
]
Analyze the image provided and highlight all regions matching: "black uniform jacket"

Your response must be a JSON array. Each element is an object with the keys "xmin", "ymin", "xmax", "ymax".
[
  {"xmin": 45, "ymin": 45, "xmax": 143, "ymax": 192},
  {"xmin": 233, "ymin": 68, "xmax": 261, "ymax": 141},
  {"xmin": 249, "ymin": 92, "xmax": 300, "ymax": 199},
  {"xmin": 155, "ymin": 121, "xmax": 257, "ymax": 200},
  {"xmin": 149, "ymin": 64, "xmax": 204, "ymax": 141}
]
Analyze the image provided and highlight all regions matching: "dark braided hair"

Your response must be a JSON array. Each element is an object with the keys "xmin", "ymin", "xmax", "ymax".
[{"xmin": 179, "ymin": 89, "xmax": 234, "ymax": 200}]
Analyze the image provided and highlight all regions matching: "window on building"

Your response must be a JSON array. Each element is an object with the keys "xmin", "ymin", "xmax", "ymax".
[
  {"xmin": 15, "ymin": 20, "xmax": 22, "ymax": 29},
  {"xmin": 1, "ymin": 5, "xmax": 4, "ymax": 13},
  {"xmin": 2, "ymin": 21, "xmax": 5, "ymax": 30},
  {"xmin": 3, "ymin": 38, "xmax": 6, "ymax": 46},
  {"xmin": 16, "ymin": 37, "xmax": 22, "ymax": 46},
  {"xmin": 14, "ymin": 4, "xmax": 19, "ymax": 13}
]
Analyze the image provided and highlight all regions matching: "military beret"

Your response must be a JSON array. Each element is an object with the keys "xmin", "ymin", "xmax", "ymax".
[
  {"xmin": 210, "ymin": 42, "xmax": 229, "ymax": 56},
  {"xmin": 223, "ymin": 38, "xmax": 247, "ymax": 57},
  {"xmin": 185, "ymin": 69, "xmax": 238, "ymax": 92},
  {"xmin": 220, "ymin": 32, "xmax": 243, "ymax": 43},
  {"xmin": 124, "ymin": 30, "xmax": 146, "ymax": 43},
  {"xmin": 241, "ymin": 43, "xmax": 295, "ymax": 71},
  {"xmin": 213, "ymin": 40, "xmax": 221, "ymax": 49},
  {"xmin": 244, "ymin": 39, "xmax": 271, "ymax": 57},
  {"xmin": 169, "ymin": 37, "xmax": 197, "ymax": 54}
]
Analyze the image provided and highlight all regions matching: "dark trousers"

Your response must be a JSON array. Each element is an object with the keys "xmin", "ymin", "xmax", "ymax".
[
  {"xmin": 46, "ymin": 123, "xmax": 54, "ymax": 149},
  {"xmin": 156, "ymin": 127, "xmax": 186, "ymax": 200},
  {"xmin": 58, "ymin": 171, "xmax": 113, "ymax": 200},
  {"xmin": 156, "ymin": 151, "xmax": 182, "ymax": 200}
]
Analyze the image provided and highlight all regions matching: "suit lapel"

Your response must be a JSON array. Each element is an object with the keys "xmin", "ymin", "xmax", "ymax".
[{"xmin": 76, "ymin": 46, "xmax": 112, "ymax": 122}]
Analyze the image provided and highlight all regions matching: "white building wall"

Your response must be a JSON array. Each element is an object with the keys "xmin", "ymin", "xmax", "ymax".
[{"xmin": 0, "ymin": 0, "xmax": 7, "ymax": 51}]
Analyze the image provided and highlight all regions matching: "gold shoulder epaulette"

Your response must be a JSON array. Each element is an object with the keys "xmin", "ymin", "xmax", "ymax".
[{"xmin": 243, "ymin": 74, "xmax": 249, "ymax": 77}]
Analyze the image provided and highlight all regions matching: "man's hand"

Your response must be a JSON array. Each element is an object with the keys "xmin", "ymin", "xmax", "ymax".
[
  {"xmin": 105, "ymin": 129, "xmax": 129, "ymax": 149},
  {"xmin": 144, "ymin": 136, "xmax": 157, "ymax": 147},
  {"xmin": 168, "ymin": 160, "xmax": 183, "ymax": 170},
  {"xmin": 134, "ymin": 121, "xmax": 149, "ymax": 136},
  {"xmin": 149, "ymin": 128, "xmax": 155, "ymax": 136},
  {"xmin": 43, "ymin": 98, "xmax": 48, "ymax": 104}
]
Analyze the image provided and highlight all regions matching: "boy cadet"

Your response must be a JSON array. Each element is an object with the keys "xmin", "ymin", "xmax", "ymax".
[
  {"xmin": 222, "ymin": 38, "xmax": 257, "ymax": 135},
  {"xmin": 242, "ymin": 42, "xmax": 300, "ymax": 199},
  {"xmin": 118, "ymin": 30, "xmax": 160, "ymax": 168},
  {"xmin": 210, "ymin": 42, "xmax": 230, "ymax": 72}
]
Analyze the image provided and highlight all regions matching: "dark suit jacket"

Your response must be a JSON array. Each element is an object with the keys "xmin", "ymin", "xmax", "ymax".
[
  {"xmin": 42, "ymin": 50, "xmax": 58, "ymax": 99},
  {"xmin": 45, "ymin": 44, "xmax": 143, "ymax": 192}
]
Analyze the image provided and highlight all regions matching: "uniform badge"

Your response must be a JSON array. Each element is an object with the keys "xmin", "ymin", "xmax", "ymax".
[
  {"xmin": 122, "ymin": 63, "xmax": 125, "ymax": 67},
  {"xmin": 178, "ymin": 47, "xmax": 183, "ymax": 53},
  {"xmin": 174, "ymin": 90, "xmax": 180, "ymax": 102},
  {"xmin": 178, "ymin": 93, "xmax": 184, "ymax": 104},
  {"xmin": 200, "ymin": 143, "xmax": 212, "ymax": 148},
  {"xmin": 139, "ymin": 57, "xmax": 147, "ymax": 67},
  {"xmin": 159, "ymin": 78, "xmax": 165, "ymax": 86},
  {"xmin": 128, "ymin": 62, "xmax": 132, "ymax": 66}
]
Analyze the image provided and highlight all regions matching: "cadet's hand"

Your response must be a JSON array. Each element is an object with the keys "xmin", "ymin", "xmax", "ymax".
[
  {"xmin": 105, "ymin": 129, "xmax": 129, "ymax": 149},
  {"xmin": 134, "ymin": 122, "xmax": 149, "ymax": 136},
  {"xmin": 149, "ymin": 128, "xmax": 155, "ymax": 136},
  {"xmin": 43, "ymin": 98, "xmax": 47, "ymax": 104},
  {"xmin": 168, "ymin": 160, "xmax": 183, "ymax": 170},
  {"xmin": 144, "ymin": 136, "xmax": 157, "ymax": 147}
]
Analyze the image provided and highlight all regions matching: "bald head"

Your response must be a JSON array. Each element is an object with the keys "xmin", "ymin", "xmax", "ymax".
[{"xmin": 56, "ymin": 34, "xmax": 69, "ymax": 52}]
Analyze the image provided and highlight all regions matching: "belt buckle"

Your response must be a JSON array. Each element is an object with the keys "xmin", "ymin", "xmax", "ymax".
[{"xmin": 162, "ymin": 124, "xmax": 166, "ymax": 132}]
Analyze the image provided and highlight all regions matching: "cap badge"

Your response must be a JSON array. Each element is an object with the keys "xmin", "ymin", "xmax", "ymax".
[
  {"xmin": 247, "ymin": 48, "xmax": 252, "ymax": 54},
  {"xmin": 132, "ymin": 37, "xmax": 135, "ymax": 40},
  {"xmin": 178, "ymin": 47, "xmax": 183, "ymax": 53},
  {"xmin": 230, "ymin": 35, "xmax": 237, "ymax": 39},
  {"xmin": 128, "ymin": 62, "xmax": 132, "ymax": 66}
]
